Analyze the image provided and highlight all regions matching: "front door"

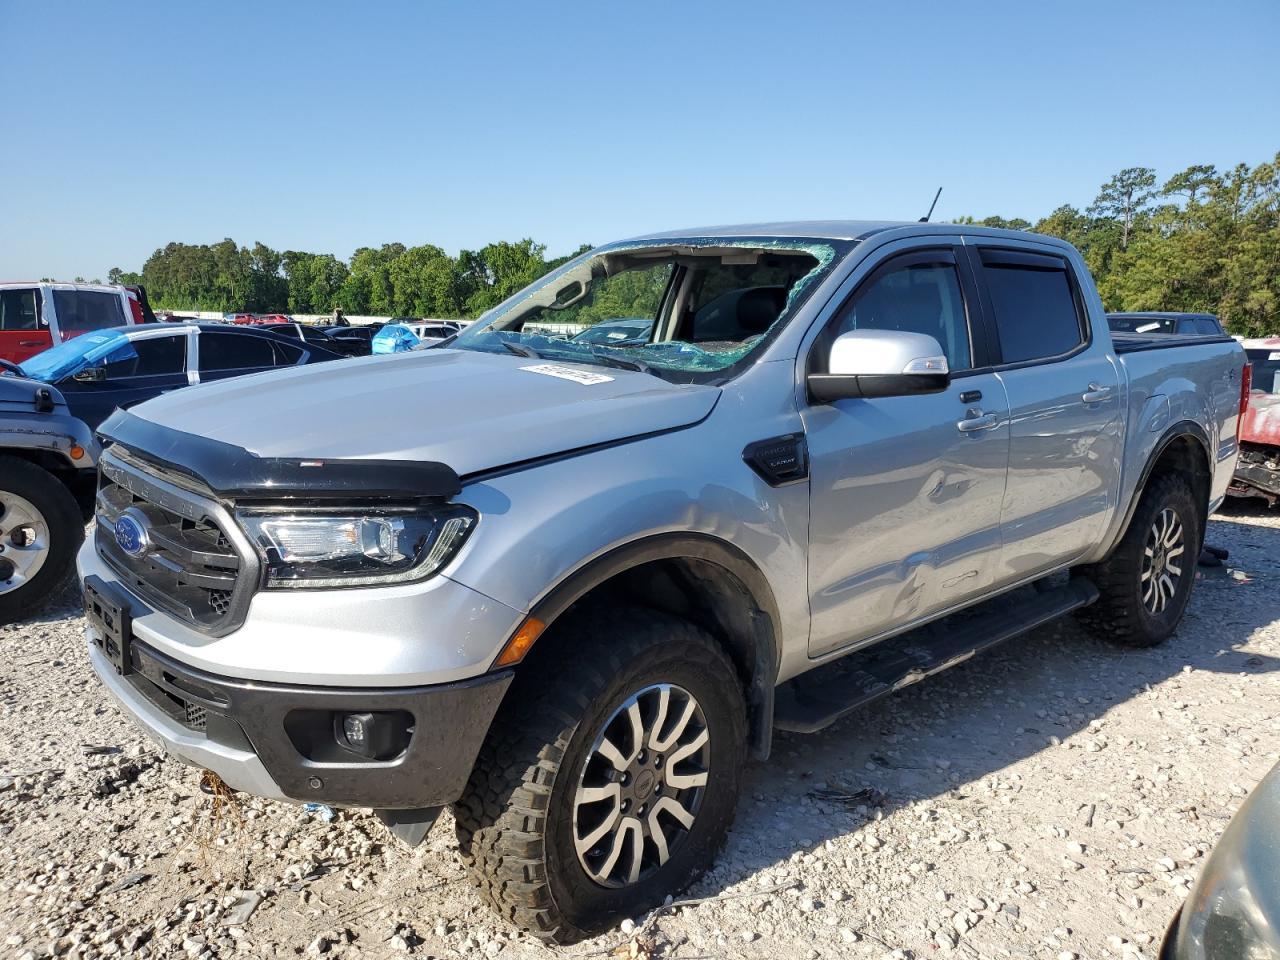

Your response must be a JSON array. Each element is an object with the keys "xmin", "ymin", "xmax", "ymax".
[
  {"xmin": 803, "ymin": 246, "xmax": 1011, "ymax": 657},
  {"xmin": 0, "ymin": 288, "xmax": 52, "ymax": 364},
  {"xmin": 58, "ymin": 332, "xmax": 192, "ymax": 429}
]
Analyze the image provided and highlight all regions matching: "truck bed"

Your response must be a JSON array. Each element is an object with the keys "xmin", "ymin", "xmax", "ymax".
[{"xmin": 1110, "ymin": 331, "xmax": 1236, "ymax": 354}]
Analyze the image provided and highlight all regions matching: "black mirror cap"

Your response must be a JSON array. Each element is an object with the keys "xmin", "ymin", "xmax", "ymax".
[{"xmin": 808, "ymin": 371, "xmax": 949, "ymax": 403}]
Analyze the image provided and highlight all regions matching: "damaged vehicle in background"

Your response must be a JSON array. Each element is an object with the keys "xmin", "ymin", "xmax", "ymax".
[
  {"xmin": 0, "ymin": 281, "xmax": 154, "ymax": 365},
  {"xmin": 1160, "ymin": 759, "xmax": 1280, "ymax": 959},
  {"xmin": 78, "ymin": 221, "xmax": 1247, "ymax": 942},
  {"xmin": 0, "ymin": 323, "xmax": 341, "ymax": 623},
  {"xmin": 1228, "ymin": 337, "xmax": 1280, "ymax": 506}
]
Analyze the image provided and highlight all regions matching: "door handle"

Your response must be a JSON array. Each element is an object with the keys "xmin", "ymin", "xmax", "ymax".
[
  {"xmin": 1082, "ymin": 383, "xmax": 1113, "ymax": 403},
  {"xmin": 957, "ymin": 411, "xmax": 999, "ymax": 433},
  {"xmin": 19, "ymin": 340, "xmax": 44, "ymax": 347}
]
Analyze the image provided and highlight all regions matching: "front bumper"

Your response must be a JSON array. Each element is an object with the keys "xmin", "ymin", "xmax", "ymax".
[{"xmin": 85, "ymin": 623, "xmax": 513, "ymax": 808}]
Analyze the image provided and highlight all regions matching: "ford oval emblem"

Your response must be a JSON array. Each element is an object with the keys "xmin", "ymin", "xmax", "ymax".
[{"xmin": 113, "ymin": 509, "xmax": 151, "ymax": 559}]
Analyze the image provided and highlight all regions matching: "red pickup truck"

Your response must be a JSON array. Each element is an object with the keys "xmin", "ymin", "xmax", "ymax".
[
  {"xmin": 0, "ymin": 282, "xmax": 153, "ymax": 364},
  {"xmin": 1230, "ymin": 337, "xmax": 1280, "ymax": 505}
]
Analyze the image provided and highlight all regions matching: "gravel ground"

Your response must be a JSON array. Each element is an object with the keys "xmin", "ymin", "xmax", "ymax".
[{"xmin": 2, "ymin": 505, "xmax": 1278, "ymax": 960}]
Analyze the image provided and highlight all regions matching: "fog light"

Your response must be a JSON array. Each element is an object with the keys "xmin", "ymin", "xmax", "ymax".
[{"xmin": 334, "ymin": 711, "xmax": 412, "ymax": 761}]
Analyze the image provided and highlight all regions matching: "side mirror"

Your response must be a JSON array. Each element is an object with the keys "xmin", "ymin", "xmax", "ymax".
[
  {"xmin": 808, "ymin": 329, "xmax": 950, "ymax": 402},
  {"xmin": 73, "ymin": 366, "xmax": 107, "ymax": 383}
]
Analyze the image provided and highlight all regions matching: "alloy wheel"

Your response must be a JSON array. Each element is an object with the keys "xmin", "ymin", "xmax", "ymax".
[
  {"xmin": 572, "ymin": 683, "xmax": 710, "ymax": 888},
  {"xmin": 0, "ymin": 491, "xmax": 50, "ymax": 595},
  {"xmin": 1141, "ymin": 507, "xmax": 1185, "ymax": 614}
]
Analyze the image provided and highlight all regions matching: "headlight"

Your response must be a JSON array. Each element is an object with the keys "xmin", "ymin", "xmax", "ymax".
[{"xmin": 238, "ymin": 505, "xmax": 476, "ymax": 588}]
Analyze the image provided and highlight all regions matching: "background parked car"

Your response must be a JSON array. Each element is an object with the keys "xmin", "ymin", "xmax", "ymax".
[
  {"xmin": 1, "ymin": 282, "xmax": 151, "ymax": 365},
  {"xmin": 569, "ymin": 316, "xmax": 654, "ymax": 345},
  {"xmin": 14, "ymin": 322, "xmax": 343, "ymax": 430},
  {"xmin": 323, "ymin": 324, "xmax": 383, "ymax": 355},
  {"xmin": 0, "ymin": 322, "xmax": 343, "ymax": 622},
  {"xmin": 371, "ymin": 322, "xmax": 421, "ymax": 353},
  {"xmin": 1108, "ymin": 312, "xmax": 1225, "ymax": 336},
  {"xmin": 407, "ymin": 320, "xmax": 462, "ymax": 341},
  {"xmin": 257, "ymin": 321, "xmax": 365, "ymax": 357}
]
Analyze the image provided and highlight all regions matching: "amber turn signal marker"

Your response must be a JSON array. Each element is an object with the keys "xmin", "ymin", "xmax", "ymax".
[
  {"xmin": 495, "ymin": 616, "xmax": 545, "ymax": 666},
  {"xmin": 69, "ymin": 445, "xmax": 86, "ymax": 461}
]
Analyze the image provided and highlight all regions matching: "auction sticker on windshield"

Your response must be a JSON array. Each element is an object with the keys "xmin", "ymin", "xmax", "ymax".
[{"xmin": 520, "ymin": 364, "xmax": 614, "ymax": 385}]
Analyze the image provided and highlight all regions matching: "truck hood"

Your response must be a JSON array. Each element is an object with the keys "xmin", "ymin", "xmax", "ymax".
[
  {"xmin": 127, "ymin": 348, "xmax": 721, "ymax": 477},
  {"xmin": 0, "ymin": 373, "xmax": 66, "ymax": 412}
]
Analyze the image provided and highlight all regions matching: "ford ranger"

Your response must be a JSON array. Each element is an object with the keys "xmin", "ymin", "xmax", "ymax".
[{"xmin": 76, "ymin": 222, "xmax": 1249, "ymax": 941}]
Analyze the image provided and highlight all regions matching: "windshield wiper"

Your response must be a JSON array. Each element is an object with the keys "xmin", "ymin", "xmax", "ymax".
[
  {"xmin": 587, "ymin": 347, "xmax": 652, "ymax": 375},
  {"xmin": 500, "ymin": 339, "xmax": 541, "ymax": 359}
]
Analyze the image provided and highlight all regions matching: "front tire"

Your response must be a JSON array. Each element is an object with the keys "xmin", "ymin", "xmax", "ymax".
[
  {"xmin": 1079, "ymin": 472, "xmax": 1201, "ymax": 647},
  {"xmin": 454, "ymin": 607, "xmax": 746, "ymax": 943},
  {"xmin": 0, "ymin": 456, "xmax": 84, "ymax": 625}
]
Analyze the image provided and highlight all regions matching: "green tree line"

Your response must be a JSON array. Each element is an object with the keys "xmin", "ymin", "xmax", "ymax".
[
  {"xmin": 957, "ymin": 152, "xmax": 1279, "ymax": 336},
  {"xmin": 108, "ymin": 152, "xmax": 1278, "ymax": 334},
  {"xmin": 109, "ymin": 239, "xmax": 592, "ymax": 319}
]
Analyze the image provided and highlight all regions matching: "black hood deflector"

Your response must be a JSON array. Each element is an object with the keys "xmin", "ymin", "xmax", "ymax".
[{"xmin": 98, "ymin": 409, "xmax": 461, "ymax": 501}]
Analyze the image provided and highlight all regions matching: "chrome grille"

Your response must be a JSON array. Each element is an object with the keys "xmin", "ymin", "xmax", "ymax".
[{"xmin": 94, "ymin": 449, "xmax": 258, "ymax": 635}]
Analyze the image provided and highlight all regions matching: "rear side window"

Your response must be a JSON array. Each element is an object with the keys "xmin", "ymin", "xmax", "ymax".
[
  {"xmin": 51, "ymin": 290, "xmax": 126, "ymax": 336},
  {"xmin": 1194, "ymin": 318, "xmax": 1221, "ymax": 335},
  {"xmin": 106, "ymin": 336, "xmax": 187, "ymax": 377},
  {"xmin": 198, "ymin": 332, "xmax": 277, "ymax": 371},
  {"xmin": 980, "ymin": 252, "xmax": 1084, "ymax": 364},
  {"xmin": 271, "ymin": 340, "xmax": 304, "ymax": 364},
  {"xmin": 0, "ymin": 289, "xmax": 40, "ymax": 330}
]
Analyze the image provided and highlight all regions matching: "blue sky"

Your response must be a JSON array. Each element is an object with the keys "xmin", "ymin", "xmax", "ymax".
[{"xmin": 2, "ymin": 0, "xmax": 1277, "ymax": 281}]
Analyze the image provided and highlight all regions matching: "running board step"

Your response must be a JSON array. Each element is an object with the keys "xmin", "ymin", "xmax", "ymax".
[{"xmin": 774, "ymin": 578, "xmax": 1099, "ymax": 734}]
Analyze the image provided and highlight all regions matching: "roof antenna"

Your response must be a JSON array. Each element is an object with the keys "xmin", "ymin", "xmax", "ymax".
[{"xmin": 919, "ymin": 187, "xmax": 942, "ymax": 223}]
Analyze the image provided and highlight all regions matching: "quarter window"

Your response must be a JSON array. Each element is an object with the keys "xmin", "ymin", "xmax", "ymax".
[
  {"xmin": 832, "ymin": 259, "xmax": 973, "ymax": 371},
  {"xmin": 980, "ymin": 254, "xmax": 1084, "ymax": 364}
]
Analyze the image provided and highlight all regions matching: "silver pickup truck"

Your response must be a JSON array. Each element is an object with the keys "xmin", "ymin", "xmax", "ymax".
[{"xmin": 77, "ymin": 222, "xmax": 1249, "ymax": 941}]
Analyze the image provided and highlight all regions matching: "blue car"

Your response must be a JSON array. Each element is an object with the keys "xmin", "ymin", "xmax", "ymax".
[{"xmin": 13, "ymin": 323, "xmax": 343, "ymax": 430}]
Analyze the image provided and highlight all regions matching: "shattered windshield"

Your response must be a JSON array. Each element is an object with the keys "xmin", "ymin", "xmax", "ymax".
[
  {"xmin": 449, "ymin": 237, "xmax": 850, "ymax": 382},
  {"xmin": 18, "ymin": 330, "xmax": 137, "ymax": 383}
]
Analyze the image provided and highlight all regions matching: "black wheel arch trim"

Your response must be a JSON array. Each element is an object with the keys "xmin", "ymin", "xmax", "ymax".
[
  {"xmin": 1105, "ymin": 419, "xmax": 1213, "ymax": 557},
  {"xmin": 517, "ymin": 532, "xmax": 782, "ymax": 761}
]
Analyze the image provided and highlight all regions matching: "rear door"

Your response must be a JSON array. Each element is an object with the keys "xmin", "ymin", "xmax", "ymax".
[
  {"xmin": 966, "ymin": 245, "xmax": 1123, "ymax": 585},
  {"xmin": 0, "ymin": 287, "xmax": 52, "ymax": 363},
  {"xmin": 804, "ymin": 242, "xmax": 1012, "ymax": 657}
]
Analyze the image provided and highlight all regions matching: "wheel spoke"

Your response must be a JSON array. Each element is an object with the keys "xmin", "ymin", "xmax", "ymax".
[
  {"xmin": 575, "ymin": 799, "xmax": 622, "ymax": 857},
  {"xmin": 596, "ymin": 735, "xmax": 629, "ymax": 772},
  {"xmin": 665, "ymin": 768, "xmax": 708, "ymax": 790},
  {"xmin": 666, "ymin": 727, "xmax": 709, "ymax": 768},
  {"xmin": 653, "ymin": 698, "xmax": 696, "ymax": 752},
  {"xmin": 651, "ymin": 795, "xmax": 696, "ymax": 830},
  {"xmin": 649, "ymin": 809, "xmax": 671, "ymax": 865},
  {"xmin": 577, "ymin": 782, "xmax": 620, "ymax": 805},
  {"xmin": 624, "ymin": 820, "xmax": 645, "ymax": 885},
  {"xmin": 0, "ymin": 500, "xmax": 41, "ymax": 533},
  {"xmin": 646, "ymin": 686, "xmax": 671, "ymax": 751},
  {"xmin": 623, "ymin": 702, "xmax": 644, "ymax": 764},
  {"xmin": 596, "ymin": 816, "xmax": 641, "ymax": 881}
]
